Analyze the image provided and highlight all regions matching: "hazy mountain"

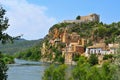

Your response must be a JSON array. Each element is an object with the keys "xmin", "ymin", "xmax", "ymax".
[{"xmin": 0, "ymin": 39, "xmax": 42, "ymax": 55}]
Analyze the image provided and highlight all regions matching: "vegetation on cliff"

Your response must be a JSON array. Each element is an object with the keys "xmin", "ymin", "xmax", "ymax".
[
  {"xmin": 41, "ymin": 20, "xmax": 120, "ymax": 63},
  {"xmin": 48, "ymin": 21, "xmax": 120, "ymax": 45}
]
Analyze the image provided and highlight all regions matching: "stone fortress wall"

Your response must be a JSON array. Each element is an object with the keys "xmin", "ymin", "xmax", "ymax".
[{"xmin": 63, "ymin": 13, "xmax": 100, "ymax": 23}]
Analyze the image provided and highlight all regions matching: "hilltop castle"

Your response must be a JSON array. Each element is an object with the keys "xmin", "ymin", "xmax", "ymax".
[{"xmin": 63, "ymin": 13, "xmax": 100, "ymax": 23}]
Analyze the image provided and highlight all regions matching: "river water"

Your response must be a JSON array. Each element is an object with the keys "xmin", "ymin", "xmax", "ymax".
[{"xmin": 7, "ymin": 59, "xmax": 50, "ymax": 80}]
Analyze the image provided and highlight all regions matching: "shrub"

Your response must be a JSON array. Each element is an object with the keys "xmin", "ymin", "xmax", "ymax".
[{"xmin": 88, "ymin": 54, "xmax": 98, "ymax": 66}]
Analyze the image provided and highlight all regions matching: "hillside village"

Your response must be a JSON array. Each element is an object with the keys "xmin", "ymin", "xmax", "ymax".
[{"xmin": 41, "ymin": 13, "xmax": 120, "ymax": 64}]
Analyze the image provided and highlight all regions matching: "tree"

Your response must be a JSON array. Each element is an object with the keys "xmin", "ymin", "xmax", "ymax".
[
  {"xmin": 88, "ymin": 54, "xmax": 98, "ymax": 66},
  {"xmin": 76, "ymin": 15, "xmax": 81, "ymax": 20},
  {"xmin": 72, "ymin": 57, "xmax": 89, "ymax": 80},
  {"xmin": 101, "ymin": 62, "xmax": 117, "ymax": 80},
  {"xmin": 42, "ymin": 64, "xmax": 67, "ymax": 80},
  {"xmin": 0, "ymin": 6, "xmax": 19, "ymax": 80},
  {"xmin": 113, "ymin": 36, "xmax": 120, "ymax": 80},
  {"xmin": 0, "ymin": 7, "xmax": 16, "ymax": 43},
  {"xmin": 0, "ymin": 56, "xmax": 8, "ymax": 80}
]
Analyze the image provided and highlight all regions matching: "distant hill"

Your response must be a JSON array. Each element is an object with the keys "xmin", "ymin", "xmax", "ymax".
[{"xmin": 0, "ymin": 39, "xmax": 42, "ymax": 55}]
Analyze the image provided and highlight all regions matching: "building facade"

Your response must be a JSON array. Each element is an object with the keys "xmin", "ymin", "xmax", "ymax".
[
  {"xmin": 85, "ymin": 43, "xmax": 119, "ymax": 57},
  {"xmin": 62, "ymin": 32, "xmax": 86, "ymax": 64}
]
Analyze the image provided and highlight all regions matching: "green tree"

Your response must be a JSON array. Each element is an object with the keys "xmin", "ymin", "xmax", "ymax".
[
  {"xmin": 0, "ymin": 58, "xmax": 8, "ymax": 80},
  {"xmin": 86, "ymin": 66, "xmax": 102, "ymax": 80},
  {"xmin": 101, "ymin": 62, "xmax": 117, "ymax": 80},
  {"xmin": 114, "ymin": 37, "xmax": 120, "ymax": 80},
  {"xmin": 76, "ymin": 15, "xmax": 81, "ymax": 20},
  {"xmin": 88, "ymin": 54, "xmax": 98, "ymax": 66},
  {"xmin": 71, "ymin": 56, "xmax": 89, "ymax": 80},
  {"xmin": 42, "ymin": 64, "xmax": 67, "ymax": 80},
  {"xmin": 103, "ymin": 54, "xmax": 113, "ymax": 60},
  {"xmin": 0, "ymin": 7, "xmax": 18, "ymax": 43},
  {"xmin": 0, "ymin": 6, "xmax": 19, "ymax": 80}
]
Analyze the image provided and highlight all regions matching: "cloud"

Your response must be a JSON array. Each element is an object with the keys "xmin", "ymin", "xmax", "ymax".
[{"xmin": 1, "ymin": 0, "xmax": 56, "ymax": 40}]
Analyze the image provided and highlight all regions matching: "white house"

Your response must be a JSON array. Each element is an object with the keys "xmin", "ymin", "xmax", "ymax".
[
  {"xmin": 108, "ymin": 44, "xmax": 119, "ymax": 54},
  {"xmin": 85, "ymin": 43, "xmax": 109, "ymax": 56},
  {"xmin": 85, "ymin": 43, "xmax": 119, "ymax": 56}
]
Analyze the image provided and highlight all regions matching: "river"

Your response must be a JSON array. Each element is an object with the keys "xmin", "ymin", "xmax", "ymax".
[{"xmin": 7, "ymin": 59, "xmax": 50, "ymax": 80}]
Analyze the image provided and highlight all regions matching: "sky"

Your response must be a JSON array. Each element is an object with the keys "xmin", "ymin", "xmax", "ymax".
[{"xmin": 0, "ymin": 0, "xmax": 120, "ymax": 40}]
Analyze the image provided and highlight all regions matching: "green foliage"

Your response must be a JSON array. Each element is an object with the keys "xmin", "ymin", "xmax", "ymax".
[
  {"xmin": 42, "ymin": 64, "xmax": 67, "ymax": 80},
  {"xmin": 76, "ymin": 15, "xmax": 81, "ymax": 20},
  {"xmin": 72, "ymin": 54, "xmax": 80, "ymax": 61},
  {"xmin": 88, "ymin": 54, "xmax": 98, "ymax": 66},
  {"xmin": 57, "ymin": 55, "xmax": 64, "ymax": 64},
  {"xmin": 0, "ymin": 52, "xmax": 14, "ymax": 64},
  {"xmin": 2, "ymin": 54, "xmax": 14, "ymax": 64},
  {"xmin": 48, "ymin": 20, "xmax": 120, "ymax": 44},
  {"xmin": 86, "ymin": 66, "xmax": 102, "ymax": 80},
  {"xmin": 103, "ymin": 54, "xmax": 113, "ymax": 60},
  {"xmin": 0, "ymin": 6, "xmax": 18, "ymax": 80},
  {"xmin": 95, "ymin": 26, "xmax": 107, "ymax": 38},
  {"xmin": 101, "ymin": 62, "xmax": 117, "ymax": 80},
  {"xmin": 16, "ymin": 46, "xmax": 41, "ymax": 61},
  {"xmin": 45, "ymin": 45, "xmax": 64, "ymax": 63},
  {"xmin": 71, "ymin": 58, "xmax": 118, "ymax": 80},
  {"xmin": 77, "ymin": 56, "xmax": 87, "ymax": 64},
  {"xmin": 0, "ymin": 59, "xmax": 8, "ymax": 80},
  {"xmin": 15, "ymin": 39, "xmax": 43, "ymax": 61},
  {"xmin": 0, "ymin": 39, "xmax": 42, "ymax": 55},
  {"xmin": 53, "ymin": 47, "xmax": 64, "ymax": 63},
  {"xmin": 72, "ymin": 62, "xmax": 90, "ymax": 80},
  {"xmin": 49, "ymin": 23, "xmax": 71, "ymax": 32},
  {"xmin": 42, "ymin": 55, "xmax": 119, "ymax": 80}
]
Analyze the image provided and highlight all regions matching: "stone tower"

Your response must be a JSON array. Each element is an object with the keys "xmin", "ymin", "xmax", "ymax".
[{"xmin": 62, "ymin": 28, "xmax": 69, "ymax": 43}]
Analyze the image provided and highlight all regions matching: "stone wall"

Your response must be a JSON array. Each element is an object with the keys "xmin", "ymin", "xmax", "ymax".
[{"xmin": 63, "ymin": 13, "xmax": 99, "ymax": 23}]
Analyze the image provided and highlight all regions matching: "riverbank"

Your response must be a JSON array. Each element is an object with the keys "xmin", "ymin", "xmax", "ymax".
[{"xmin": 0, "ymin": 53, "xmax": 15, "ymax": 64}]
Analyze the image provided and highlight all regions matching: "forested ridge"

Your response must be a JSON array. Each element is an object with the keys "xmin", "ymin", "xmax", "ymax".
[{"xmin": 0, "ymin": 39, "xmax": 42, "ymax": 54}]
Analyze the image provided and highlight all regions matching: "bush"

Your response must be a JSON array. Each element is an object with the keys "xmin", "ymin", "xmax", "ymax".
[
  {"xmin": 76, "ymin": 15, "xmax": 81, "ymax": 20},
  {"xmin": 72, "ymin": 54, "xmax": 80, "ymax": 61},
  {"xmin": 57, "ymin": 56, "xmax": 64, "ymax": 64},
  {"xmin": 103, "ymin": 54, "xmax": 113, "ymax": 60},
  {"xmin": 42, "ymin": 64, "xmax": 67, "ymax": 80},
  {"xmin": 88, "ymin": 54, "xmax": 98, "ymax": 66}
]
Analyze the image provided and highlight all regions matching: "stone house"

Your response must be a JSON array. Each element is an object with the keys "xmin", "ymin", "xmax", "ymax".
[{"xmin": 62, "ymin": 32, "xmax": 86, "ymax": 64}]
